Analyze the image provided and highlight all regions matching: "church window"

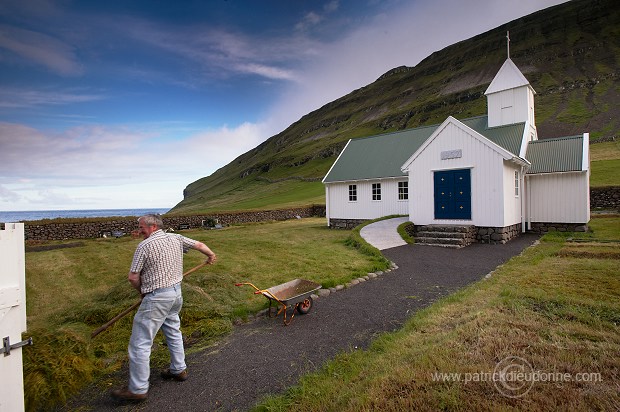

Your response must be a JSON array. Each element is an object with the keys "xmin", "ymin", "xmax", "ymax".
[
  {"xmin": 348, "ymin": 184, "xmax": 357, "ymax": 202},
  {"xmin": 372, "ymin": 183, "xmax": 382, "ymax": 201},
  {"xmin": 514, "ymin": 171, "xmax": 520, "ymax": 197},
  {"xmin": 398, "ymin": 181, "xmax": 408, "ymax": 200}
]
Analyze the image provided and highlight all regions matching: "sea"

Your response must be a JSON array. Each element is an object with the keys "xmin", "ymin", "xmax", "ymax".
[{"xmin": 0, "ymin": 208, "xmax": 170, "ymax": 223}]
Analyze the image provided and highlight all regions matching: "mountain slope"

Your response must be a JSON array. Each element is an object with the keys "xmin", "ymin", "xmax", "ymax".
[{"xmin": 169, "ymin": 0, "xmax": 619, "ymax": 215}]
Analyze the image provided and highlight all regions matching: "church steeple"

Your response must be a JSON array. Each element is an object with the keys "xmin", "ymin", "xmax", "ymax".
[{"xmin": 484, "ymin": 46, "xmax": 536, "ymax": 133}]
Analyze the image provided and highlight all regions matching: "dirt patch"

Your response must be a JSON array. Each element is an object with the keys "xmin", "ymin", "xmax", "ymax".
[
  {"xmin": 557, "ymin": 242, "xmax": 620, "ymax": 259},
  {"xmin": 557, "ymin": 250, "xmax": 620, "ymax": 259},
  {"xmin": 26, "ymin": 242, "xmax": 85, "ymax": 252}
]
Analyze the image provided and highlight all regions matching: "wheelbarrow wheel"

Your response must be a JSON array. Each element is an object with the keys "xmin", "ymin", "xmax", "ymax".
[{"xmin": 297, "ymin": 297, "xmax": 313, "ymax": 315}]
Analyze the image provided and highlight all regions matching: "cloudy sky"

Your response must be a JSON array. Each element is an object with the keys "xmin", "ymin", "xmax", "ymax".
[{"xmin": 0, "ymin": 0, "xmax": 567, "ymax": 212}]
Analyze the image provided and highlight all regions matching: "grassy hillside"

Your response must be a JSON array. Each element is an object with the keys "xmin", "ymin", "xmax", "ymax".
[
  {"xmin": 590, "ymin": 141, "xmax": 620, "ymax": 187},
  {"xmin": 170, "ymin": 0, "xmax": 620, "ymax": 215}
]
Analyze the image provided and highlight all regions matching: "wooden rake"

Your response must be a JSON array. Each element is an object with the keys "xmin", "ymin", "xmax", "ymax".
[{"xmin": 91, "ymin": 262, "xmax": 208, "ymax": 338}]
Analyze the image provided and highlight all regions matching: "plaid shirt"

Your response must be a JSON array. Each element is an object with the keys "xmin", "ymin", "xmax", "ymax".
[{"xmin": 130, "ymin": 229, "xmax": 196, "ymax": 294}]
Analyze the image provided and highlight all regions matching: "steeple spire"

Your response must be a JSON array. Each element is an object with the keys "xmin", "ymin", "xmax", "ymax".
[{"xmin": 506, "ymin": 31, "xmax": 510, "ymax": 59}]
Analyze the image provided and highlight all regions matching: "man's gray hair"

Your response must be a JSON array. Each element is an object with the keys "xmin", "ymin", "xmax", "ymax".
[{"xmin": 139, "ymin": 214, "xmax": 163, "ymax": 228}]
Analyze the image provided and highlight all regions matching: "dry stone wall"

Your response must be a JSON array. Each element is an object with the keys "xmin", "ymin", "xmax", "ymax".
[
  {"xmin": 591, "ymin": 186, "xmax": 620, "ymax": 210},
  {"xmin": 23, "ymin": 206, "xmax": 326, "ymax": 241}
]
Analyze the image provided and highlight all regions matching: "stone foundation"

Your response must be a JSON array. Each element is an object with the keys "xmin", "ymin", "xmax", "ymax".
[
  {"xmin": 328, "ymin": 218, "xmax": 368, "ymax": 229},
  {"xmin": 410, "ymin": 223, "xmax": 522, "ymax": 246},
  {"xmin": 475, "ymin": 223, "xmax": 522, "ymax": 244},
  {"xmin": 528, "ymin": 222, "xmax": 588, "ymax": 233}
]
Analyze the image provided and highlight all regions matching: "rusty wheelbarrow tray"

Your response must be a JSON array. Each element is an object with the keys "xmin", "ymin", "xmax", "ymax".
[{"xmin": 235, "ymin": 279, "xmax": 321, "ymax": 325}]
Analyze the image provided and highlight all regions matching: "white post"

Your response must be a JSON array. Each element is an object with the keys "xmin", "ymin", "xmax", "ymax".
[
  {"xmin": 325, "ymin": 186, "xmax": 331, "ymax": 226},
  {"xmin": 0, "ymin": 223, "xmax": 28, "ymax": 412}
]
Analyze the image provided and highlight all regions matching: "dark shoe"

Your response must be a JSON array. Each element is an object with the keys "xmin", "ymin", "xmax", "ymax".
[
  {"xmin": 111, "ymin": 386, "xmax": 147, "ymax": 402},
  {"xmin": 161, "ymin": 368, "xmax": 188, "ymax": 381}
]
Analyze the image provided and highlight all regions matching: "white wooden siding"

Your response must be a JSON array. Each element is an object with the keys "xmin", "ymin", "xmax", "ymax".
[
  {"xmin": 408, "ymin": 122, "xmax": 509, "ymax": 226},
  {"xmin": 527, "ymin": 172, "xmax": 590, "ymax": 223},
  {"xmin": 502, "ymin": 162, "xmax": 523, "ymax": 227},
  {"xmin": 487, "ymin": 86, "xmax": 534, "ymax": 127},
  {"xmin": 326, "ymin": 179, "xmax": 408, "ymax": 220}
]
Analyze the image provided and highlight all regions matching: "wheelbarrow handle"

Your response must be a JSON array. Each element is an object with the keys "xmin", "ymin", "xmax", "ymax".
[
  {"xmin": 236, "ymin": 282, "xmax": 283, "ymax": 305},
  {"xmin": 236, "ymin": 284, "xmax": 265, "ymax": 296},
  {"xmin": 235, "ymin": 282, "xmax": 261, "ymax": 292}
]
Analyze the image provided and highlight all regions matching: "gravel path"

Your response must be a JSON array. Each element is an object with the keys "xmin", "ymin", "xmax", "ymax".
[{"xmin": 67, "ymin": 231, "xmax": 539, "ymax": 412}]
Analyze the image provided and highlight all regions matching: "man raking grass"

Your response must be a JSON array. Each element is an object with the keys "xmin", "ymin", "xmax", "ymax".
[
  {"xmin": 109, "ymin": 214, "xmax": 217, "ymax": 403},
  {"xmin": 90, "ymin": 261, "xmax": 208, "ymax": 339}
]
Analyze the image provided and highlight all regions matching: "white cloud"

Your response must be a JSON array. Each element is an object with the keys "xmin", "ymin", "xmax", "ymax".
[
  {"xmin": 234, "ymin": 62, "xmax": 298, "ymax": 81},
  {"xmin": 120, "ymin": 21, "xmax": 311, "ymax": 84},
  {"xmin": 0, "ymin": 87, "xmax": 105, "ymax": 109},
  {"xmin": 0, "ymin": 184, "xmax": 21, "ymax": 202},
  {"xmin": 0, "ymin": 121, "xmax": 266, "ymax": 210},
  {"xmin": 324, "ymin": 1, "xmax": 340, "ymax": 13},
  {"xmin": 295, "ymin": 12, "xmax": 323, "ymax": 31},
  {"xmin": 0, "ymin": 24, "xmax": 83, "ymax": 75},
  {"xmin": 296, "ymin": 0, "xmax": 341, "ymax": 32}
]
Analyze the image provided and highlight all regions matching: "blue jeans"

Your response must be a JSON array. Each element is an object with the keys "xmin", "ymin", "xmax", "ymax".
[{"xmin": 128, "ymin": 282, "xmax": 185, "ymax": 394}]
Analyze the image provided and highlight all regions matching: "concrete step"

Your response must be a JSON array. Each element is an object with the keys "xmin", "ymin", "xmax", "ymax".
[
  {"xmin": 415, "ymin": 242, "xmax": 462, "ymax": 249},
  {"xmin": 415, "ymin": 231, "xmax": 468, "ymax": 239},
  {"xmin": 415, "ymin": 236, "xmax": 465, "ymax": 247},
  {"xmin": 413, "ymin": 224, "xmax": 476, "ymax": 248}
]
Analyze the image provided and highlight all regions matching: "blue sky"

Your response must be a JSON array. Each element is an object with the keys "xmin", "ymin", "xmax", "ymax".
[{"xmin": 0, "ymin": 0, "xmax": 567, "ymax": 211}]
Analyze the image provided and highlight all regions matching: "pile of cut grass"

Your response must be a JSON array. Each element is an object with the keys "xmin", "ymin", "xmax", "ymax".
[
  {"xmin": 23, "ymin": 217, "xmax": 387, "ymax": 411},
  {"xmin": 253, "ymin": 216, "xmax": 620, "ymax": 411}
]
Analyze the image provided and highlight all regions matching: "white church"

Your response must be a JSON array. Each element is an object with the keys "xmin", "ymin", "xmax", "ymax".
[{"xmin": 322, "ymin": 56, "xmax": 590, "ymax": 246}]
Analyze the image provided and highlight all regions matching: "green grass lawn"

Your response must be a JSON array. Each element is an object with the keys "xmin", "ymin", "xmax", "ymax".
[
  {"xmin": 252, "ymin": 216, "xmax": 620, "ymax": 411},
  {"xmin": 22, "ymin": 218, "xmax": 388, "ymax": 411}
]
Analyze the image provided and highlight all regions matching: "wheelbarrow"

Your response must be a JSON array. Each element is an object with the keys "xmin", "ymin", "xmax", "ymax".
[{"xmin": 235, "ymin": 279, "xmax": 321, "ymax": 325}]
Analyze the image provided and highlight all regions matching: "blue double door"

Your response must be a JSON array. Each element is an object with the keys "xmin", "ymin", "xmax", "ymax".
[{"xmin": 434, "ymin": 169, "xmax": 471, "ymax": 220}]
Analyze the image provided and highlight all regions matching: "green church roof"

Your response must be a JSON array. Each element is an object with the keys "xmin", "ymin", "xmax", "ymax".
[
  {"xmin": 323, "ymin": 116, "xmax": 526, "ymax": 183},
  {"xmin": 525, "ymin": 135, "xmax": 585, "ymax": 174},
  {"xmin": 322, "ymin": 125, "xmax": 435, "ymax": 183},
  {"xmin": 464, "ymin": 118, "xmax": 525, "ymax": 156},
  {"xmin": 323, "ymin": 115, "xmax": 585, "ymax": 184}
]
